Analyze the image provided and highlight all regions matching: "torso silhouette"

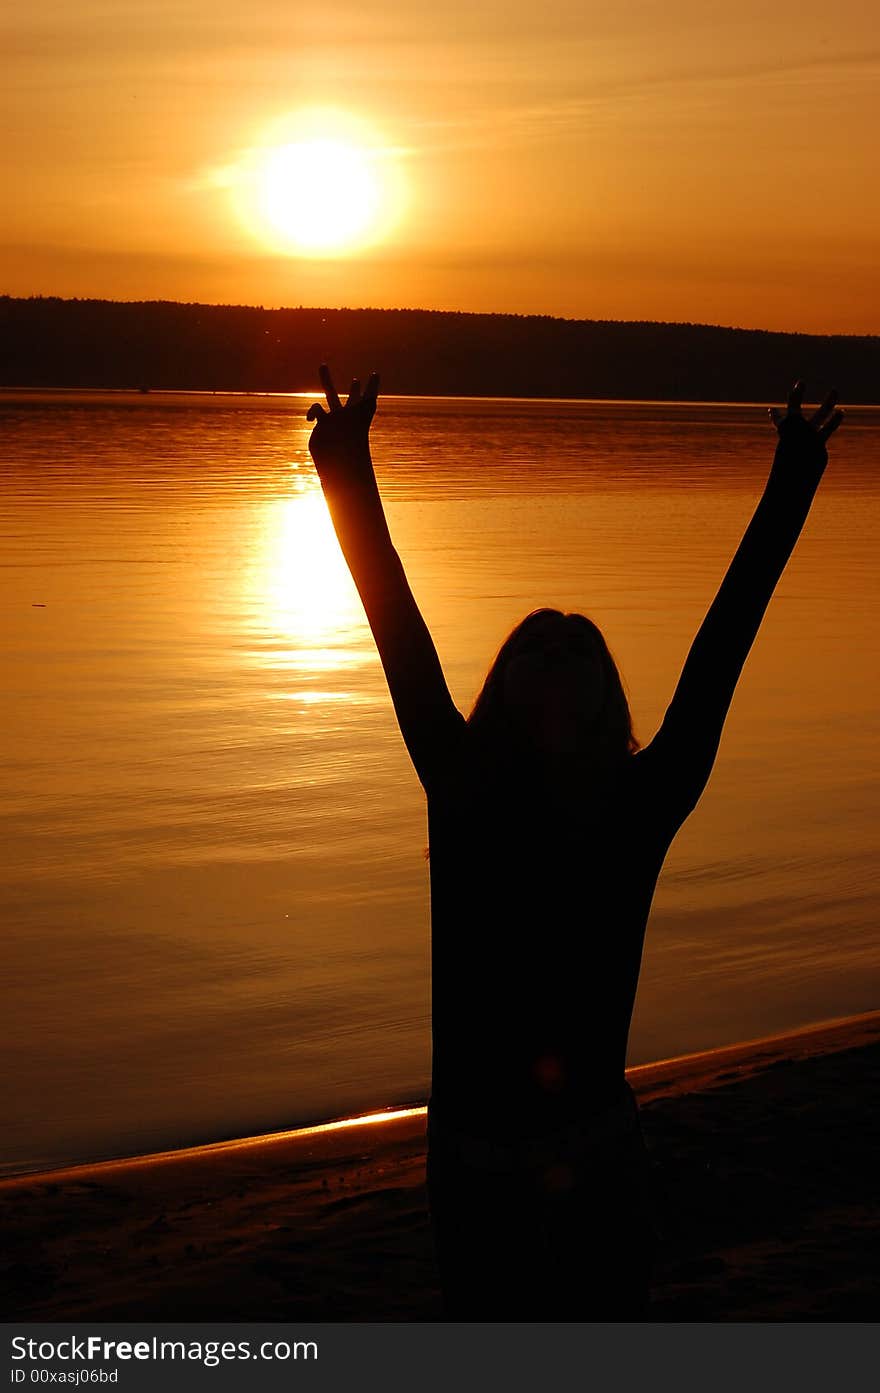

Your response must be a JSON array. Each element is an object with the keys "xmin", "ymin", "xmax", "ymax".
[{"xmin": 424, "ymin": 729, "xmax": 686, "ymax": 1139}]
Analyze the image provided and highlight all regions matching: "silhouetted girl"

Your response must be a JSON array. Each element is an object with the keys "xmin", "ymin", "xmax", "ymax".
[{"xmin": 307, "ymin": 369, "xmax": 843, "ymax": 1320}]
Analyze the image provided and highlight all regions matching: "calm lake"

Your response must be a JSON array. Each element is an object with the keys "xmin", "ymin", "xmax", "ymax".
[{"xmin": 2, "ymin": 391, "xmax": 878, "ymax": 1174}]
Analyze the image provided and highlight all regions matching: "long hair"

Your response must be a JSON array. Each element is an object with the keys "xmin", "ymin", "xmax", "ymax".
[{"xmin": 467, "ymin": 608, "xmax": 640, "ymax": 767}]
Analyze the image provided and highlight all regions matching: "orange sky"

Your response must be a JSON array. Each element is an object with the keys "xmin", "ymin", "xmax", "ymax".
[{"xmin": 3, "ymin": 1, "xmax": 879, "ymax": 333}]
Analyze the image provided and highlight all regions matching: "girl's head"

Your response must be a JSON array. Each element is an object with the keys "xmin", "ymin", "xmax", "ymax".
[{"xmin": 467, "ymin": 609, "xmax": 639, "ymax": 764}]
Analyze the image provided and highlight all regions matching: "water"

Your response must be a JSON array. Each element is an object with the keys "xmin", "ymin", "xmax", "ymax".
[{"xmin": 2, "ymin": 391, "xmax": 878, "ymax": 1174}]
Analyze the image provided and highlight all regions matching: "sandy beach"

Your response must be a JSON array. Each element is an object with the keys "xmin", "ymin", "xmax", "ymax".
[{"xmin": 2, "ymin": 1011, "xmax": 878, "ymax": 1322}]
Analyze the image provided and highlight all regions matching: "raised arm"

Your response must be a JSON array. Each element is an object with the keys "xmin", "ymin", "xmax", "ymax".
[
  {"xmin": 307, "ymin": 364, "xmax": 465, "ymax": 789},
  {"xmin": 637, "ymin": 382, "xmax": 844, "ymax": 832}
]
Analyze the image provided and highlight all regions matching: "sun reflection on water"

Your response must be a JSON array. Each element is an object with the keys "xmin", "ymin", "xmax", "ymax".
[{"xmin": 250, "ymin": 486, "xmax": 369, "ymax": 685}]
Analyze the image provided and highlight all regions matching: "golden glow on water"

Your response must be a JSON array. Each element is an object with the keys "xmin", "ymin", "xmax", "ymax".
[
  {"xmin": 288, "ymin": 1105, "xmax": 426, "ymax": 1138},
  {"xmin": 260, "ymin": 487, "xmax": 363, "ymax": 648},
  {"xmin": 3, "ymin": 396, "xmax": 879, "ymax": 1175},
  {"xmin": 280, "ymin": 690, "xmax": 351, "ymax": 704},
  {"xmin": 269, "ymin": 647, "xmax": 368, "ymax": 673},
  {"xmin": 1, "ymin": 1107, "xmax": 429, "ymax": 1183}
]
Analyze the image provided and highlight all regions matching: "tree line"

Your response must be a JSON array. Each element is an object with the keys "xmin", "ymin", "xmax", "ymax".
[{"xmin": 1, "ymin": 295, "xmax": 878, "ymax": 402}]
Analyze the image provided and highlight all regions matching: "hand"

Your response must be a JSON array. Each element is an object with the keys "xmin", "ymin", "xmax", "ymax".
[
  {"xmin": 768, "ymin": 381, "xmax": 844, "ymax": 494},
  {"xmin": 307, "ymin": 364, "xmax": 380, "ymax": 478}
]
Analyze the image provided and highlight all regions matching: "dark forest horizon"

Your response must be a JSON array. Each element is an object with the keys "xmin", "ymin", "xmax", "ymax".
[{"xmin": 3, "ymin": 295, "xmax": 879, "ymax": 403}]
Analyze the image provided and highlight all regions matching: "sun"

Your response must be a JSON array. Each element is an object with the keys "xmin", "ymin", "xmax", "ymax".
[
  {"xmin": 225, "ymin": 109, "xmax": 406, "ymax": 259},
  {"xmin": 258, "ymin": 140, "xmax": 380, "ymax": 254}
]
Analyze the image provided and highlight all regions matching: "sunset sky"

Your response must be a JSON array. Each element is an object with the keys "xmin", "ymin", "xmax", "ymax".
[{"xmin": 4, "ymin": 0, "xmax": 879, "ymax": 333}]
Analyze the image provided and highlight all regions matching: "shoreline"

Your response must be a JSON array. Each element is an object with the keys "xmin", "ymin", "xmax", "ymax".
[
  {"xmin": 4, "ymin": 387, "xmax": 880, "ymax": 409},
  {"xmin": 2, "ymin": 1009, "xmax": 878, "ymax": 1321},
  {"xmin": 3, "ymin": 1010, "xmax": 877, "ymax": 1188}
]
